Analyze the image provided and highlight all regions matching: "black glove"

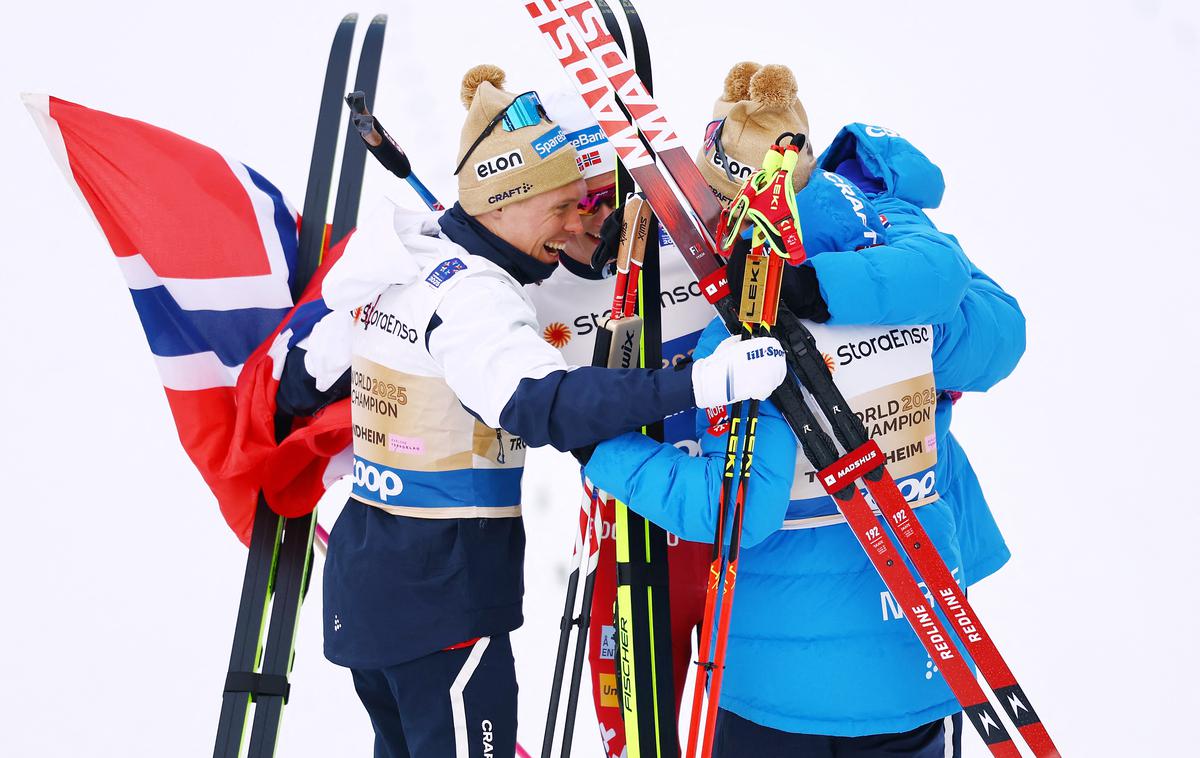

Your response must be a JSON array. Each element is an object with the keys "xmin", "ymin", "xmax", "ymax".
[
  {"xmin": 725, "ymin": 236, "xmax": 830, "ymax": 323},
  {"xmin": 590, "ymin": 210, "xmax": 624, "ymax": 275},
  {"xmin": 570, "ymin": 443, "xmax": 596, "ymax": 467}
]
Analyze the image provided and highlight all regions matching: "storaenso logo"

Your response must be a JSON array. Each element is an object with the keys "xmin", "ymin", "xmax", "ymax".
[
  {"xmin": 835, "ymin": 327, "xmax": 931, "ymax": 367},
  {"xmin": 354, "ymin": 459, "xmax": 403, "ymax": 503},
  {"xmin": 710, "ymin": 149, "xmax": 754, "ymax": 181},
  {"xmin": 474, "ymin": 149, "xmax": 524, "ymax": 179}
]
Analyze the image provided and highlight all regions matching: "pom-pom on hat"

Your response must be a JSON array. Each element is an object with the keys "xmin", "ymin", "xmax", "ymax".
[
  {"xmin": 712, "ymin": 61, "xmax": 760, "ymax": 120},
  {"xmin": 698, "ymin": 63, "xmax": 816, "ymax": 204},
  {"xmin": 456, "ymin": 64, "xmax": 583, "ymax": 215}
]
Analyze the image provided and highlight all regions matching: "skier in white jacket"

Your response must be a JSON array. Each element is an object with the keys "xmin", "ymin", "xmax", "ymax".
[{"xmin": 277, "ymin": 65, "xmax": 786, "ymax": 758}]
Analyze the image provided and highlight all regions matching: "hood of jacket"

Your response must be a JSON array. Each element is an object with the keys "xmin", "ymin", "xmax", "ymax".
[
  {"xmin": 817, "ymin": 123, "xmax": 945, "ymax": 209},
  {"xmin": 321, "ymin": 198, "xmax": 449, "ymax": 312}
]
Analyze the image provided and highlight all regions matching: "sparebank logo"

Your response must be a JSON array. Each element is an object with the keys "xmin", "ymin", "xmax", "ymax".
[
  {"xmin": 531, "ymin": 126, "xmax": 569, "ymax": 158},
  {"xmin": 566, "ymin": 124, "xmax": 607, "ymax": 150},
  {"xmin": 354, "ymin": 459, "xmax": 403, "ymax": 503}
]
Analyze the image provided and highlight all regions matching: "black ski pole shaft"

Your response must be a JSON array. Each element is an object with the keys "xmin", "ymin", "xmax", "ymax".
[{"xmin": 344, "ymin": 92, "xmax": 444, "ymax": 212}]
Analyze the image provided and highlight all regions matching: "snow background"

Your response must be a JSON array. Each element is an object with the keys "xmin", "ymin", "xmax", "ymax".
[{"xmin": 3, "ymin": 0, "xmax": 1198, "ymax": 755}]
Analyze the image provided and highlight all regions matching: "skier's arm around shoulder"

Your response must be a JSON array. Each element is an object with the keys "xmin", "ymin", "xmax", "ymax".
[
  {"xmin": 431, "ymin": 277, "xmax": 787, "ymax": 452},
  {"xmin": 584, "ymin": 320, "xmax": 796, "ymax": 548},
  {"xmin": 932, "ymin": 258, "xmax": 1027, "ymax": 392},
  {"xmin": 810, "ymin": 208, "xmax": 971, "ymax": 327}
]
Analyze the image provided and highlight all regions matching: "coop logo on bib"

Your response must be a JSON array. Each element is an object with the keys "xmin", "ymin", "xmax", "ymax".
[{"xmin": 353, "ymin": 458, "xmax": 404, "ymax": 503}]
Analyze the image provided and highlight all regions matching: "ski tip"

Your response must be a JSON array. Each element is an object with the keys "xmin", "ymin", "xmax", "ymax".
[
  {"xmin": 341, "ymin": 12, "xmax": 359, "ymax": 23},
  {"xmin": 370, "ymin": 13, "xmax": 388, "ymax": 24}
]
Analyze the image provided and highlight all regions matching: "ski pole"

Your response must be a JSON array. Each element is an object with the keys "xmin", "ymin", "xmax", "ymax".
[
  {"xmin": 685, "ymin": 138, "xmax": 799, "ymax": 758},
  {"xmin": 344, "ymin": 91, "xmax": 444, "ymax": 211}
]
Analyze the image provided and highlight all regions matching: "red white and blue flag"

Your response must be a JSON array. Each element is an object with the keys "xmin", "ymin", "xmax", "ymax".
[{"xmin": 25, "ymin": 94, "xmax": 351, "ymax": 543}]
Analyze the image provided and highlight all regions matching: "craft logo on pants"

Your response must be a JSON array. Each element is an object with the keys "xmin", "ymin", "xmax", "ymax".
[{"xmin": 481, "ymin": 719, "xmax": 494, "ymax": 756}]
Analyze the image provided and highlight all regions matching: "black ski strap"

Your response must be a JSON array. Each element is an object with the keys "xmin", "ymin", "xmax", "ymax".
[
  {"xmin": 223, "ymin": 671, "xmax": 291, "ymax": 703},
  {"xmin": 616, "ymin": 557, "xmax": 670, "ymax": 588}
]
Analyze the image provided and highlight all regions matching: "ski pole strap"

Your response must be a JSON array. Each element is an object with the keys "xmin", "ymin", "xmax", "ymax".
[
  {"xmin": 716, "ymin": 136, "xmax": 808, "ymax": 263},
  {"xmin": 223, "ymin": 671, "xmax": 291, "ymax": 703},
  {"xmin": 344, "ymin": 92, "xmax": 413, "ymax": 180}
]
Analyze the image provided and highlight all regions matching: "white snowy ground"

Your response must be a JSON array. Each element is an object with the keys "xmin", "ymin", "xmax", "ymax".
[{"xmin": 2, "ymin": 1, "xmax": 1197, "ymax": 755}]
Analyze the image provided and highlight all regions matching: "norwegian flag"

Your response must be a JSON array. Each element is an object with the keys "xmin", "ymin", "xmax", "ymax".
[
  {"xmin": 25, "ymin": 94, "xmax": 351, "ymax": 544},
  {"xmin": 577, "ymin": 148, "xmax": 602, "ymax": 171}
]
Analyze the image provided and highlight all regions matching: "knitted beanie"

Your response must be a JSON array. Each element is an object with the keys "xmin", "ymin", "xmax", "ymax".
[
  {"xmin": 456, "ymin": 65, "xmax": 583, "ymax": 214},
  {"xmin": 698, "ymin": 63, "xmax": 816, "ymax": 204}
]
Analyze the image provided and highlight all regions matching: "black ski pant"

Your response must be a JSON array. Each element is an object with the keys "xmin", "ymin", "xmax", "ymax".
[
  {"xmin": 714, "ymin": 708, "xmax": 963, "ymax": 757},
  {"xmin": 350, "ymin": 634, "xmax": 517, "ymax": 758}
]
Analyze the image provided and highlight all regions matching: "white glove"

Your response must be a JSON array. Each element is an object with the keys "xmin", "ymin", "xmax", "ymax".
[{"xmin": 691, "ymin": 335, "xmax": 787, "ymax": 409}]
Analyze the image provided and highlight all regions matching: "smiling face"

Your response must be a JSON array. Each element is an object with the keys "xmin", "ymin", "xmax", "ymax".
[
  {"xmin": 563, "ymin": 174, "xmax": 617, "ymax": 266},
  {"xmin": 475, "ymin": 179, "xmax": 587, "ymax": 265}
]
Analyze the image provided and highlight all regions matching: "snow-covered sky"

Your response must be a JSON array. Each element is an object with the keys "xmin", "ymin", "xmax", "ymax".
[{"xmin": 3, "ymin": 1, "xmax": 1198, "ymax": 755}]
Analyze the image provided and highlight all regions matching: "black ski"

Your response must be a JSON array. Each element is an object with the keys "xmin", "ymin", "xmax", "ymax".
[
  {"xmin": 593, "ymin": 4, "xmax": 677, "ymax": 758},
  {"xmin": 292, "ymin": 14, "xmax": 358, "ymax": 301},
  {"xmin": 330, "ymin": 14, "xmax": 387, "ymax": 246},
  {"xmin": 214, "ymin": 14, "xmax": 359, "ymax": 758}
]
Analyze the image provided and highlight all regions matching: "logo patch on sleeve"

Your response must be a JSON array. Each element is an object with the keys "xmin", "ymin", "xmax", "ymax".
[
  {"xmin": 705, "ymin": 405, "xmax": 730, "ymax": 437},
  {"xmin": 425, "ymin": 258, "xmax": 467, "ymax": 288}
]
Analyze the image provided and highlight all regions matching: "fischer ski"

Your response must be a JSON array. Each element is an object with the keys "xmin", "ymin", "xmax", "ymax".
[
  {"xmin": 592, "ymin": 5, "xmax": 679, "ymax": 757},
  {"xmin": 524, "ymin": 2, "xmax": 1058, "ymax": 756},
  {"xmin": 213, "ymin": 14, "xmax": 377, "ymax": 758}
]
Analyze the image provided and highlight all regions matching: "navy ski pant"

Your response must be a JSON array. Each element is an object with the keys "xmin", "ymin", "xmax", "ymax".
[
  {"xmin": 350, "ymin": 634, "xmax": 517, "ymax": 758},
  {"xmin": 713, "ymin": 708, "xmax": 963, "ymax": 757}
]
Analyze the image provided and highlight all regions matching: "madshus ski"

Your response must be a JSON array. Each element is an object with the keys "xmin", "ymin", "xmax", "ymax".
[
  {"xmin": 524, "ymin": 2, "xmax": 1059, "ymax": 756},
  {"xmin": 213, "ymin": 14, "xmax": 385, "ymax": 758}
]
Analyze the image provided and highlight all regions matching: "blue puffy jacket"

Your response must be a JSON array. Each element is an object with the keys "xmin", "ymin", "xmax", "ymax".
[
  {"xmin": 819, "ymin": 123, "xmax": 1024, "ymax": 583},
  {"xmin": 586, "ymin": 126, "xmax": 1025, "ymax": 735}
]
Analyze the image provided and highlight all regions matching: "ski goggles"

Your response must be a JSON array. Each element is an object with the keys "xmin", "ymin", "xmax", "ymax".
[
  {"xmin": 578, "ymin": 183, "xmax": 617, "ymax": 216},
  {"xmin": 454, "ymin": 91, "xmax": 549, "ymax": 176},
  {"xmin": 704, "ymin": 118, "xmax": 739, "ymax": 184}
]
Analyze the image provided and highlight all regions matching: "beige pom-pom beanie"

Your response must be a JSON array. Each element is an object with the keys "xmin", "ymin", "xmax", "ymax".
[{"xmin": 456, "ymin": 64, "xmax": 583, "ymax": 215}]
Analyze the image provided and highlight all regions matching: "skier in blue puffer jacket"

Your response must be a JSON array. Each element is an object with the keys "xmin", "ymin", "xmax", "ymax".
[
  {"xmin": 818, "ymin": 122, "xmax": 1023, "ymax": 587},
  {"xmin": 585, "ymin": 62, "xmax": 1025, "ymax": 757}
]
